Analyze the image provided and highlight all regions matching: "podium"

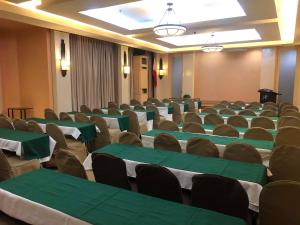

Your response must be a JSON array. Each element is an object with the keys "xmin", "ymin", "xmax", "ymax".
[{"xmin": 258, "ymin": 89, "xmax": 280, "ymax": 103}]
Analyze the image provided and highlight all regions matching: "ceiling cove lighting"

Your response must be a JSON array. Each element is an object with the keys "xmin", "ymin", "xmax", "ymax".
[
  {"xmin": 201, "ymin": 34, "xmax": 223, "ymax": 53},
  {"xmin": 153, "ymin": 2, "xmax": 186, "ymax": 37},
  {"xmin": 158, "ymin": 29, "xmax": 261, "ymax": 47},
  {"xmin": 18, "ymin": 0, "xmax": 41, "ymax": 8}
]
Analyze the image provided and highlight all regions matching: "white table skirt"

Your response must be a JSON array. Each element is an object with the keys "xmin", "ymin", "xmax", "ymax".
[{"xmin": 178, "ymin": 127, "xmax": 246, "ymax": 138}]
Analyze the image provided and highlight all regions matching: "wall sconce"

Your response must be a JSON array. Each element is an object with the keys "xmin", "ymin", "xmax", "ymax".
[
  {"xmin": 123, "ymin": 51, "xmax": 130, "ymax": 79},
  {"xmin": 60, "ymin": 39, "xmax": 70, "ymax": 77},
  {"xmin": 159, "ymin": 57, "xmax": 165, "ymax": 79}
]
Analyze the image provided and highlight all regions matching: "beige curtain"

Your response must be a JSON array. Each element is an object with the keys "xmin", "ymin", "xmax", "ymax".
[{"xmin": 70, "ymin": 34, "xmax": 118, "ymax": 111}]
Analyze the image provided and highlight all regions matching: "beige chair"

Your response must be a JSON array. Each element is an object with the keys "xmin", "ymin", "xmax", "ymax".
[
  {"xmin": 186, "ymin": 138, "xmax": 219, "ymax": 157},
  {"xmin": 123, "ymin": 110, "xmax": 141, "ymax": 137},
  {"xmin": 249, "ymin": 102, "xmax": 261, "ymax": 108},
  {"xmin": 269, "ymin": 145, "xmax": 300, "ymax": 182},
  {"xmin": 120, "ymin": 104, "xmax": 131, "ymax": 110},
  {"xmin": 278, "ymin": 116, "xmax": 300, "ymax": 128},
  {"xmin": 281, "ymin": 105, "xmax": 299, "ymax": 113},
  {"xmin": 27, "ymin": 120, "xmax": 44, "ymax": 134},
  {"xmin": 213, "ymin": 124, "xmax": 239, "ymax": 137},
  {"xmin": 169, "ymin": 102, "xmax": 182, "ymax": 124},
  {"xmin": 108, "ymin": 102, "xmax": 118, "ymax": 109},
  {"xmin": 227, "ymin": 115, "xmax": 248, "ymax": 128},
  {"xmin": 244, "ymin": 127, "xmax": 273, "ymax": 141},
  {"xmin": 59, "ymin": 112, "xmax": 73, "ymax": 121},
  {"xmin": 224, "ymin": 143, "xmax": 262, "ymax": 164},
  {"xmin": 119, "ymin": 132, "xmax": 143, "ymax": 147},
  {"xmin": 251, "ymin": 117, "xmax": 275, "ymax": 129},
  {"xmin": 262, "ymin": 105, "xmax": 278, "ymax": 111},
  {"xmin": 184, "ymin": 112, "xmax": 202, "ymax": 124},
  {"xmin": 204, "ymin": 114, "xmax": 224, "ymax": 125},
  {"xmin": 281, "ymin": 110, "xmax": 300, "ymax": 118},
  {"xmin": 108, "ymin": 108, "xmax": 121, "ymax": 115},
  {"xmin": 44, "ymin": 108, "xmax": 55, "ymax": 113},
  {"xmin": 260, "ymin": 110, "xmax": 277, "ymax": 117},
  {"xmin": 44, "ymin": 110, "xmax": 59, "ymax": 120},
  {"xmin": 154, "ymin": 133, "xmax": 181, "ymax": 152},
  {"xmin": 74, "ymin": 113, "xmax": 90, "ymax": 123},
  {"xmin": 90, "ymin": 116, "xmax": 111, "ymax": 149},
  {"xmin": 275, "ymin": 127, "xmax": 300, "ymax": 147},
  {"xmin": 229, "ymin": 104, "xmax": 242, "ymax": 110},
  {"xmin": 264, "ymin": 102, "xmax": 277, "ymax": 107},
  {"xmin": 182, "ymin": 122, "xmax": 205, "ymax": 133},
  {"xmin": 92, "ymin": 108, "xmax": 104, "ymax": 114},
  {"xmin": 238, "ymin": 109, "xmax": 256, "ymax": 116},
  {"xmin": 158, "ymin": 120, "xmax": 179, "ymax": 131},
  {"xmin": 162, "ymin": 98, "xmax": 171, "ymax": 104},
  {"xmin": 259, "ymin": 181, "xmax": 300, "ymax": 225},
  {"xmin": 146, "ymin": 105, "xmax": 160, "ymax": 129},
  {"xmin": 234, "ymin": 101, "xmax": 246, "ymax": 107},
  {"xmin": 202, "ymin": 107, "xmax": 217, "ymax": 114},
  {"xmin": 0, "ymin": 117, "xmax": 14, "ymax": 129},
  {"xmin": 0, "ymin": 149, "xmax": 40, "ymax": 182},
  {"xmin": 130, "ymin": 99, "xmax": 141, "ymax": 106},
  {"xmin": 220, "ymin": 100, "xmax": 231, "ymax": 106},
  {"xmin": 213, "ymin": 103, "xmax": 227, "ymax": 109},
  {"xmin": 56, "ymin": 149, "xmax": 88, "ymax": 179},
  {"xmin": 12, "ymin": 119, "xmax": 28, "ymax": 132},
  {"xmin": 80, "ymin": 105, "xmax": 92, "ymax": 113},
  {"xmin": 219, "ymin": 108, "xmax": 235, "ymax": 115},
  {"xmin": 134, "ymin": 105, "xmax": 145, "ymax": 111},
  {"xmin": 187, "ymin": 99, "xmax": 196, "ymax": 112}
]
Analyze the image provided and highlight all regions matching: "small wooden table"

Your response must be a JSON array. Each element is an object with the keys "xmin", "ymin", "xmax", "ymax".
[{"xmin": 7, "ymin": 107, "xmax": 33, "ymax": 119}]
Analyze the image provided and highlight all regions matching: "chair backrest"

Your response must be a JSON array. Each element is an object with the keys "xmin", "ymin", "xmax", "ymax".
[
  {"xmin": 213, "ymin": 124, "xmax": 239, "ymax": 137},
  {"xmin": 259, "ymin": 181, "xmax": 300, "ymax": 225},
  {"xmin": 184, "ymin": 112, "xmax": 202, "ymax": 124},
  {"xmin": 238, "ymin": 109, "xmax": 256, "ymax": 116},
  {"xmin": 130, "ymin": 99, "xmax": 141, "ymax": 106},
  {"xmin": 213, "ymin": 103, "xmax": 227, "ymax": 109},
  {"xmin": 229, "ymin": 104, "xmax": 242, "ymax": 110},
  {"xmin": 155, "ymin": 101, "xmax": 166, "ymax": 107},
  {"xmin": 146, "ymin": 105, "xmax": 160, "ymax": 129},
  {"xmin": 133, "ymin": 105, "xmax": 145, "ymax": 111},
  {"xmin": 46, "ymin": 123, "xmax": 68, "ymax": 149},
  {"xmin": 281, "ymin": 110, "xmax": 300, "ymax": 118},
  {"xmin": 59, "ymin": 112, "xmax": 73, "ymax": 121},
  {"xmin": 120, "ymin": 104, "xmax": 130, "ymax": 110},
  {"xmin": 186, "ymin": 137, "xmax": 219, "ymax": 157},
  {"xmin": 158, "ymin": 120, "xmax": 179, "ymax": 131},
  {"xmin": 264, "ymin": 102, "xmax": 277, "ymax": 107},
  {"xmin": 169, "ymin": 102, "xmax": 181, "ymax": 124},
  {"xmin": 27, "ymin": 120, "xmax": 44, "ymax": 134},
  {"xmin": 204, "ymin": 113, "xmax": 224, "ymax": 125},
  {"xmin": 12, "ymin": 119, "xmax": 28, "ymax": 131},
  {"xmin": 219, "ymin": 108, "xmax": 235, "ymax": 115},
  {"xmin": 227, "ymin": 115, "xmax": 248, "ymax": 128},
  {"xmin": 220, "ymin": 100, "xmax": 231, "ymax": 106},
  {"xmin": 191, "ymin": 174, "xmax": 249, "ymax": 221},
  {"xmin": 123, "ymin": 110, "xmax": 141, "ymax": 137},
  {"xmin": 278, "ymin": 116, "xmax": 300, "ymax": 128},
  {"xmin": 74, "ymin": 113, "xmax": 90, "ymax": 123},
  {"xmin": 281, "ymin": 105, "xmax": 299, "ymax": 113},
  {"xmin": 224, "ymin": 142, "xmax": 262, "ymax": 164},
  {"xmin": 260, "ymin": 110, "xmax": 277, "ymax": 117},
  {"xmin": 135, "ymin": 164, "xmax": 183, "ymax": 203},
  {"xmin": 44, "ymin": 108, "xmax": 54, "ymax": 113},
  {"xmin": 154, "ymin": 133, "xmax": 181, "ymax": 152},
  {"xmin": 244, "ymin": 127, "xmax": 273, "ymax": 141},
  {"xmin": 249, "ymin": 102, "xmax": 261, "ymax": 108},
  {"xmin": 108, "ymin": 102, "xmax": 118, "ymax": 109},
  {"xmin": 108, "ymin": 108, "xmax": 121, "ymax": 115},
  {"xmin": 162, "ymin": 98, "xmax": 171, "ymax": 103},
  {"xmin": 90, "ymin": 116, "xmax": 111, "ymax": 149},
  {"xmin": 119, "ymin": 132, "xmax": 143, "ymax": 147},
  {"xmin": 0, "ymin": 150, "xmax": 14, "ymax": 181},
  {"xmin": 262, "ymin": 105, "xmax": 278, "ymax": 111},
  {"xmin": 269, "ymin": 145, "xmax": 300, "ymax": 182},
  {"xmin": 80, "ymin": 105, "xmax": 92, "ymax": 113},
  {"xmin": 234, "ymin": 101, "xmax": 246, "ymax": 107},
  {"xmin": 44, "ymin": 110, "xmax": 59, "ymax": 120},
  {"xmin": 0, "ymin": 117, "xmax": 14, "ymax": 129},
  {"xmin": 275, "ymin": 126, "xmax": 300, "ymax": 147},
  {"xmin": 92, "ymin": 108, "xmax": 104, "ymax": 114},
  {"xmin": 55, "ymin": 149, "xmax": 88, "ymax": 179},
  {"xmin": 202, "ymin": 107, "xmax": 218, "ymax": 114},
  {"xmin": 187, "ymin": 99, "xmax": 196, "ymax": 112},
  {"xmin": 251, "ymin": 116, "xmax": 275, "ymax": 129},
  {"xmin": 92, "ymin": 153, "xmax": 131, "ymax": 190},
  {"xmin": 182, "ymin": 122, "xmax": 205, "ymax": 133}
]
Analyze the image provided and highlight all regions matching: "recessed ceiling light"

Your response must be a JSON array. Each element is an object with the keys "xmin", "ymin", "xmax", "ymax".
[
  {"xmin": 80, "ymin": 0, "xmax": 246, "ymax": 30},
  {"xmin": 158, "ymin": 29, "xmax": 261, "ymax": 46},
  {"xmin": 18, "ymin": 0, "xmax": 41, "ymax": 8}
]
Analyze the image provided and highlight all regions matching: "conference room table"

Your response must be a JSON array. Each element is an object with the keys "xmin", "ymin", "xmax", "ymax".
[
  {"xmin": 0, "ymin": 169, "xmax": 246, "ymax": 225},
  {"xmin": 29, "ymin": 118, "xmax": 97, "ymax": 142},
  {"xmin": 68, "ymin": 112, "xmax": 129, "ymax": 131},
  {"xmin": 0, "ymin": 128, "xmax": 55, "ymax": 162},
  {"xmin": 83, "ymin": 143, "xmax": 267, "ymax": 212},
  {"xmin": 142, "ymin": 129, "xmax": 274, "ymax": 166},
  {"xmin": 213, "ymin": 108, "xmax": 264, "ymax": 116},
  {"xmin": 130, "ymin": 105, "xmax": 173, "ymax": 121}
]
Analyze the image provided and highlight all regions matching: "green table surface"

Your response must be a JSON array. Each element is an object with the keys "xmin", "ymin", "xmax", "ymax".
[
  {"xmin": 143, "ymin": 129, "xmax": 274, "ymax": 150},
  {"xmin": 0, "ymin": 169, "xmax": 246, "ymax": 225},
  {"xmin": 97, "ymin": 144, "xmax": 267, "ymax": 185},
  {"xmin": 198, "ymin": 112, "xmax": 279, "ymax": 121},
  {"xmin": 0, "ymin": 128, "xmax": 50, "ymax": 160},
  {"xmin": 29, "ymin": 118, "xmax": 97, "ymax": 142}
]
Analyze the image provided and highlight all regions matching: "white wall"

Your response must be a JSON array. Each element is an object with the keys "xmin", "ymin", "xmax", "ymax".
[
  {"xmin": 182, "ymin": 52, "xmax": 195, "ymax": 97},
  {"xmin": 118, "ymin": 45, "xmax": 130, "ymax": 104},
  {"xmin": 260, "ymin": 48, "xmax": 277, "ymax": 89}
]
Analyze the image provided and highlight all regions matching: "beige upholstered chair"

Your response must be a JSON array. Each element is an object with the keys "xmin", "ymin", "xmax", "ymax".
[
  {"xmin": 213, "ymin": 124, "xmax": 239, "ymax": 137},
  {"xmin": 220, "ymin": 100, "xmax": 231, "ymax": 106},
  {"xmin": 108, "ymin": 102, "xmax": 118, "ymax": 109},
  {"xmin": 158, "ymin": 120, "xmax": 179, "ymax": 131},
  {"xmin": 227, "ymin": 115, "xmax": 248, "ymax": 128},
  {"xmin": 275, "ymin": 127, "xmax": 300, "ymax": 147},
  {"xmin": 56, "ymin": 149, "xmax": 88, "ymax": 179},
  {"xmin": 130, "ymin": 99, "xmax": 141, "ymax": 106},
  {"xmin": 44, "ymin": 108, "xmax": 55, "ymax": 113},
  {"xmin": 184, "ymin": 112, "xmax": 202, "ymax": 124},
  {"xmin": 264, "ymin": 102, "xmax": 277, "ymax": 107},
  {"xmin": 269, "ymin": 145, "xmax": 300, "ymax": 182},
  {"xmin": 74, "ymin": 113, "xmax": 90, "ymax": 123},
  {"xmin": 249, "ymin": 102, "xmax": 261, "ymax": 108},
  {"xmin": 219, "ymin": 108, "xmax": 235, "ymax": 115},
  {"xmin": 119, "ymin": 132, "xmax": 143, "ymax": 147},
  {"xmin": 186, "ymin": 138, "xmax": 219, "ymax": 157},
  {"xmin": 146, "ymin": 105, "xmax": 160, "ymax": 129},
  {"xmin": 59, "ymin": 112, "xmax": 73, "ymax": 121},
  {"xmin": 182, "ymin": 122, "xmax": 205, "ymax": 133},
  {"xmin": 162, "ymin": 98, "xmax": 171, "ymax": 103},
  {"xmin": 154, "ymin": 133, "xmax": 181, "ymax": 152},
  {"xmin": 0, "ymin": 117, "xmax": 14, "ymax": 129},
  {"xmin": 260, "ymin": 110, "xmax": 277, "ymax": 117},
  {"xmin": 251, "ymin": 116, "xmax": 275, "ymax": 129},
  {"xmin": 229, "ymin": 104, "xmax": 242, "ymax": 110},
  {"xmin": 213, "ymin": 103, "xmax": 227, "ymax": 109},
  {"xmin": 0, "ymin": 149, "xmax": 40, "ymax": 182},
  {"xmin": 262, "ymin": 105, "xmax": 278, "ymax": 111},
  {"xmin": 187, "ymin": 99, "xmax": 196, "ymax": 112},
  {"xmin": 27, "ymin": 120, "xmax": 44, "ymax": 134},
  {"xmin": 238, "ymin": 109, "xmax": 256, "ymax": 116},
  {"xmin": 234, "ymin": 101, "xmax": 246, "ymax": 107},
  {"xmin": 92, "ymin": 108, "xmax": 104, "ymax": 114},
  {"xmin": 202, "ymin": 107, "xmax": 218, "ymax": 114},
  {"xmin": 120, "ymin": 104, "xmax": 131, "ymax": 110},
  {"xmin": 244, "ymin": 127, "xmax": 273, "ymax": 141},
  {"xmin": 44, "ymin": 110, "xmax": 59, "ymax": 120},
  {"xmin": 259, "ymin": 181, "xmax": 300, "ymax": 225},
  {"xmin": 80, "ymin": 105, "xmax": 92, "ymax": 113},
  {"xmin": 123, "ymin": 110, "xmax": 141, "ymax": 137},
  {"xmin": 278, "ymin": 116, "xmax": 300, "ymax": 128},
  {"xmin": 90, "ymin": 116, "xmax": 111, "ymax": 150},
  {"xmin": 108, "ymin": 108, "xmax": 121, "ymax": 115},
  {"xmin": 12, "ymin": 119, "xmax": 28, "ymax": 132},
  {"xmin": 281, "ymin": 110, "xmax": 300, "ymax": 118},
  {"xmin": 204, "ymin": 114, "xmax": 224, "ymax": 125},
  {"xmin": 281, "ymin": 105, "xmax": 299, "ymax": 113},
  {"xmin": 224, "ymin": 143, "xmax": 262, "ymax": 164},
  {"xmin": 169, "ymin": 102, "xmax": 182, "ymax": 124},
  {"xmin": 134, "ymin": 105, "xmax": 145, "ymax": 111}
]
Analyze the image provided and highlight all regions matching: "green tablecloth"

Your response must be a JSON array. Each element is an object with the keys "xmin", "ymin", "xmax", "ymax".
[
  {"xmin": 97, "ymin": 144, "xmax": 267, "ymax": 185},
  {"xmin": 143, "ymin": 129, "xmax": 274, "ymax": 150},
  {"xmin": 0, "ymin": 128, "xmax": 50, "ymax": 160},
  {"xmin": 0, "ymin": 169, "xmax": 246, "ymax": 225},
  {"xmin": 29, "ymin": 118, "xmax": 97, "ymax": 142}
]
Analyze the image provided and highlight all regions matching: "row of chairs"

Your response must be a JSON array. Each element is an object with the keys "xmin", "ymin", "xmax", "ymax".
[{"xmin": 203, "ymin": 107, "xmax": 277, "ymax": 117}]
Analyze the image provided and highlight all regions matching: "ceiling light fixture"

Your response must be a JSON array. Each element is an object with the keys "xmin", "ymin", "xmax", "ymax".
[
  {"xmin": 201, "ymin": 33, "xmax": 223, "ymax": 53},
  {"xmin": 153, "ymin": 2, "xmax": 186, "ymax": 37}
]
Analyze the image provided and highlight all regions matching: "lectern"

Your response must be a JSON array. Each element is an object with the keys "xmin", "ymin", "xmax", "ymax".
[{"xmin": 258, "ymin": 89, "xmax": 280, "ymax": 103}]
